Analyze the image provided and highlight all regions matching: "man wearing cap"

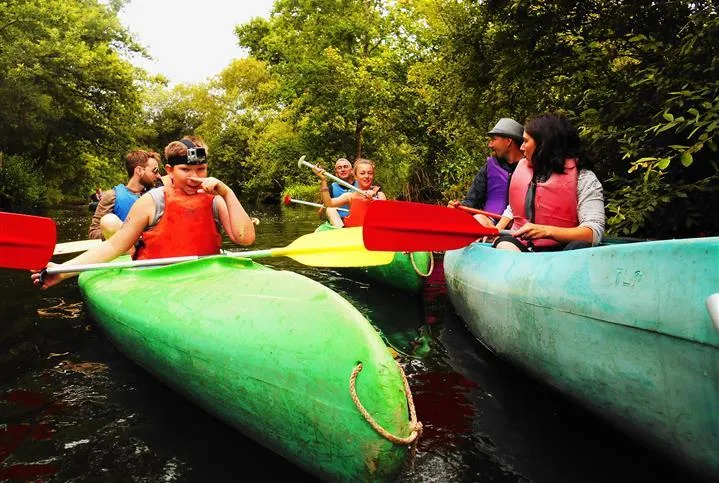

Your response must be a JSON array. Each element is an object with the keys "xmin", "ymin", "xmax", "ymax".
[{"xmin": 448, "ymin": 117, "xmax": 525, "ymax": 227}]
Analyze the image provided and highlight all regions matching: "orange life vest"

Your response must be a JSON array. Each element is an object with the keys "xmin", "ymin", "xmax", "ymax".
[
  {"xmin": 135, "ymin": 187, "xmax": 222, "ymax": 260},
  {"xmin": 508, "ymin": 158, "xmax": 579, "ymax": 248},
  {"xmin": 344, "ymin": 196, "xmax": 373, "ymax": 227}
]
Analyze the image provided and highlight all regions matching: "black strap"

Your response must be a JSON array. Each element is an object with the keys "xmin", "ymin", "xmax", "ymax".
[
  {"xmin": 178, "ymin": 139, "xmax": 195, "ymax": 149},
  {"xmin": 525, "ymin": 178, "xmax": 536, "ymax": 223},
  {"xmin": 524, "ymin": 177, "xmax": 537, "ymax": 252}
]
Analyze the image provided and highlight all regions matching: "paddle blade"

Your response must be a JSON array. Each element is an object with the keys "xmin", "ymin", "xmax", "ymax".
[
  {"xmin": 363, "ymin": 201, "xmax": 498, "ymax": 251},
  {"xmin": 0, "ymin": 212, "xmax": 57, "ymax": 269},
  {"xmin": 275, "ymin": 227, "xmax": 394, "ymax": 267},
  {"xmin": 54, "ymin": 239, "xmax": 102, "ymax": 255}
]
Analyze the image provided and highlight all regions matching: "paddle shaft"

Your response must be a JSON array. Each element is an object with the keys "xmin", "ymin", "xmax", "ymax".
[
  {"xmin": 43, "ymin": 248, "xmax": 330, "ymax": 275},
  {"xmin": 298, "ymin": 156, "xmax": 363, "ymax": 194},
  {"xmin": 288, "ymin": 198, "xmax": 349, "ymax": 213},
  {"xmin": 43, "ymin": 226, "xmax": 394, "ymax": 276},
  {"xmin": 456, "ymin": 205, "xmax": 502, "ymax": 220}
]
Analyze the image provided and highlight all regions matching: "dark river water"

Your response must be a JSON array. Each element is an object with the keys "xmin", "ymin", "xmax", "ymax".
[{"xmin": 0, "ymin": 204, "xmax": 703, "ymax": 482}]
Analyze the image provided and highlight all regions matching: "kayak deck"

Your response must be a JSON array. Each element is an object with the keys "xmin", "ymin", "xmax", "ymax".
[
  {"xmin": 444, "ymin": 238, "xmax": 719, "ymax": 478},
  {"xmin": 79, "ymin": 256, "xmax": 419, "ymax": 481}
]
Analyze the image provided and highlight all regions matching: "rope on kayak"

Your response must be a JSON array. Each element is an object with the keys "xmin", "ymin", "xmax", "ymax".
[
  {"xmin": 410, "ymin": 251, "xmax": 434, "ymax": 278},
  {"xmin": 349, "ymin": 362, "xmax": 423, "ymax": 445}
]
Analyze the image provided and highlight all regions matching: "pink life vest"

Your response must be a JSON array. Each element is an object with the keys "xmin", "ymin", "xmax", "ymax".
[
  {"xmin": 135, "ymin": 187, "xmax": 221, "ymax": 260},
  {"xmin": 508, "ymin": 158, "xmax": 579, "ymax": 248}
]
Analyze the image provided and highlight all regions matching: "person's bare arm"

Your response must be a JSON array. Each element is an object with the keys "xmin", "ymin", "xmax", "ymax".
[
  {"xmin": 33, "ymin": 195, "xmax": 154, "ymax": 289},
  {"xmin": 495, "ymin": 205, "xmax": 513, "ymax": 231},
  {"xmin": 194, "ymin": 177, "xmax": 255, "ymax": 247},
  {"xmin": 324, "ymin": 191, "xmax": 352, "ymax": 207},
  {"xmin": 88, "ymin": 190, "xmax": 116, "ymax": 240}
]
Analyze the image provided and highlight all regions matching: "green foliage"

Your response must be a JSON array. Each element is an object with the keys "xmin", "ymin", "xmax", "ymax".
[
  {"xmin": 282, "ymin": 183, "xmax": 322, "ymax": 204},
  {"xmin": 399, "ymin": 0, "xmax": 718, "ymax": 237},
  {"xmin": 0, "ymin": 0, "xmax": 147, "ymax": 202},
  {"xmin": 606, "ymin": 170, "xmax": 717, "ymax": 236},
  {"xmin": 605, "ymin": 10, "xmax": 719, "ymax": 237},
  {"xmin": 236, "ymin": 0, "xmax": 426, "ymax": 200},
  {"xmin": 0, "ymin": 154, "xmax": 45, "ymax": 210}
]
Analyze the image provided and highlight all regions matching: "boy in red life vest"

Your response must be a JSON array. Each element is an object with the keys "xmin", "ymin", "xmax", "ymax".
[
  {"xmin": 314, "ymin": 158, "xmax": 386, "ymax": 227},
  {"xmin": 32, "ymin": 138, "xmax": 256, "ymax": 289}
]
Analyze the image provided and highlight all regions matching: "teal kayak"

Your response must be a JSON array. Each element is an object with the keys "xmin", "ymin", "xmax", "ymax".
[
  {"xmin": 78, "ymin": 256, "xmax": 421, "ymax": 481},
  {"xmin": 316, "ymin": 222, "xmax": 433, "ymax": 293},
  {"xmin": 444, "ymin": 238, "xmax": 719, "ymax": 478}
]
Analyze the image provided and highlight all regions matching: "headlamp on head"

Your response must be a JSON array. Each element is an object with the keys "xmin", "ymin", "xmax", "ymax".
[{"xmin": 167, "ymin": 139, "xmax": 207, "ymax": 166}]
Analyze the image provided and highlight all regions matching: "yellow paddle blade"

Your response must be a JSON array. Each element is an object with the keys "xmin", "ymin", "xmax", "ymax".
[{"xmin": 271, "ymin": 227, "xmax": 394, "ymax": 267}]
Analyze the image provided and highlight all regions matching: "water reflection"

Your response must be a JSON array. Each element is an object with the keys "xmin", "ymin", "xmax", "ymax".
[{"xmin": 36, "ymin": 298, "xmax": 83, "ymax": 319}]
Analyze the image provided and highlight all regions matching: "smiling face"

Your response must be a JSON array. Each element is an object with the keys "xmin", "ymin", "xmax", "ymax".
[
  {"xmin": 488, "ymin": 135, "xmax": 513, "ymax": 161},
  {"xmin": 334, "ymin": 159, "xmax": 353, "ymax": 182},
  {"xmin": 354, "ymin": 161, "xmax": 375, "ymax": 190},
  {"xmin": 520, "ymin": 131, "xmax": 536, "ymax": 164}
]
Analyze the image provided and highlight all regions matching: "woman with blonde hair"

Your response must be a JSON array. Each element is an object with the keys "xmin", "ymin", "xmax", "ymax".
[{"xmin": 315, "ymin": 158, "xmax": 386, "ymax": 227}]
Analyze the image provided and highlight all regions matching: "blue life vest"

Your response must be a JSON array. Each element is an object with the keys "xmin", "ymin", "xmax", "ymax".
[
  {"xmin": 330, "ymin": 181, "xmax": 358, "ymax": 218},
  {"xmin": 113, "ymin": 184, "xmax": 141, "ymax": 221}
]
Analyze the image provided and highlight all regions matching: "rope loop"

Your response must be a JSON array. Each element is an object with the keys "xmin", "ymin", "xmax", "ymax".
[
  {"xmin": 410, "ymin": 251, "xmax": 434, "ymax": 278},
  {"xmin": 349, "ymin": 362, "xmax": 422, "ymax": 445}
]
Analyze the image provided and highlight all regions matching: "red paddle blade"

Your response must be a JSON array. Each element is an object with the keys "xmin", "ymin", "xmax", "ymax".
[
  {"xmin": 363, "ymin": 201, "xmax": 498, "ymax": 251},
  {"xmin": 0, "ymin": 212, "xmax": 57, "ymax": 269}
]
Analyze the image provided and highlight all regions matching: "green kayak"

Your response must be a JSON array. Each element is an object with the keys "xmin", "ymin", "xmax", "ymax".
[
  {"xmin": 315, "ymin": 222, "xmax": 433, "ymax": 293},
  {"xmin": 78, "ymin": 256, "xmax": 420, "ymax": 481},
  {"xmin": 444, "ymin": 238, "xmax": 719, "ymax": 479}
]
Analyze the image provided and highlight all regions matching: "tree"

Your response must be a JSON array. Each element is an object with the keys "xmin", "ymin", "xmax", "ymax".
[
  {"xmin": 236, "ymin": 0, "xmax": 426, "ymax": 198},
  {"xmin": 0, "ymin": 0, "xmax": 147, "ymax": 203}
]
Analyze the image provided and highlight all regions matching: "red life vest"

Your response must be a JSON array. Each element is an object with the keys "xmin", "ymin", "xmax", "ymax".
[
  {"xmin": 508, "ymin": 158, "xmax": 579, "ymax": 248},
  {"xmin": 344, "ymin": 196, "xmax": 371, "ymax": 227},
  {"xmin": 135, "ymin": 187, "xmax": 222, "ymax": 260}
]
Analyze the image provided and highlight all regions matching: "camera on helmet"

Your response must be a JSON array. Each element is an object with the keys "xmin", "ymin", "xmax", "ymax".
[{"xmin": 186, "ymin": 147, "xmax": 207, "ymax": 164}]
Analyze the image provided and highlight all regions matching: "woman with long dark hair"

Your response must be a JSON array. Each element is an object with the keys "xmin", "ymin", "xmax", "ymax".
[{"xmin": 494, "ymin": 113, "xmax": 605, "ymax": 251}]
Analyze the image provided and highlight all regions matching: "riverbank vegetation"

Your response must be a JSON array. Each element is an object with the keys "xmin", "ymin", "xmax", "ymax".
[{"xmin": 0, "ymin": 0, "xmax": 716, "ymax": 238}]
